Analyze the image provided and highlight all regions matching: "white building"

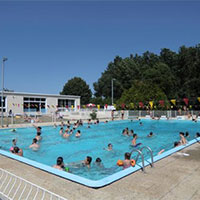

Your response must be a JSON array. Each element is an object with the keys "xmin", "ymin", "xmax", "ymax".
[{"xmin": 0, "ymin": 91, "xmax": 80, "ymax": 115}]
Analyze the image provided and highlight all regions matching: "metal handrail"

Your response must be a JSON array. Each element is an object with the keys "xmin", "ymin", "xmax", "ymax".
[
  {"xmin": 140, "ymin": 146, "xmax": 154, "ymax": 167},
  {"xmin": 0, "ymin": 168, "xmax": 67, "ymax": 200},
  {"xmin": 130, "ymin": 149, "xmax": 145, "ymax": 172}
]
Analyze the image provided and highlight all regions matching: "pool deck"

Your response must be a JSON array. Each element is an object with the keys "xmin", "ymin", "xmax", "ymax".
[{"xmin": 0, "ymin": 142, "xmax": 200, "ymax": 200}]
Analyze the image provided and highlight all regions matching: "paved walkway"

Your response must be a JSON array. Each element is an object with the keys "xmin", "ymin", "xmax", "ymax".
[{"xmin": 0, "ymin": 143, "xmax": 200, "ymax": 200}]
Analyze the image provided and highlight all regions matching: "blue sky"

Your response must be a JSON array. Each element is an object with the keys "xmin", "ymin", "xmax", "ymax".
[{"xmin": 0, "ymin": 1, "xmax": 200, "ymax": 94}]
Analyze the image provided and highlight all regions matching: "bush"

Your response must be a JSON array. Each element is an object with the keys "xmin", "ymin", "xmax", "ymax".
[{"xmin": 90, "ymin": 110, "xmax": 97, "ymax": 120}]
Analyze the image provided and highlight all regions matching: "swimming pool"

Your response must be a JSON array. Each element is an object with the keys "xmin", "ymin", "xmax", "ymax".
[{"xmin": 0, "ymin": 119, "xmax": 200, "ymax": 187}]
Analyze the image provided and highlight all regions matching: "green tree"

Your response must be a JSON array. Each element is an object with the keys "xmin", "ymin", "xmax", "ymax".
[
  {"xmin": 118, "ymin": 80, "xmax": 168, "ymax": 107},
  {"xmin": 60, "ymin": 77, "xmax": 92, "ymax": 105},
  {"xmin": 142, "ymin": 62, "xmax": 177, "ymax": 98}
]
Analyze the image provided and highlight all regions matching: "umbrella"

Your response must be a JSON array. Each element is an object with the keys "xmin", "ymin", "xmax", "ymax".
[{"xmin": 86, "ymin": 103, "xmax": 96, "ymax": 107}]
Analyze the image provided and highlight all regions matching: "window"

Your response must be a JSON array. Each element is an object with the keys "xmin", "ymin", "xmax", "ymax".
[
  {"xmin": 23, "ymin": 97, "xmax": 46, "ymax": 113},
  {"xmin": 0, "ymin": 97, "xmax": 6, "ymax": 112},
  {"xmin": 58, "ymin": 99, "xmax": 74, "ymax": 108}
]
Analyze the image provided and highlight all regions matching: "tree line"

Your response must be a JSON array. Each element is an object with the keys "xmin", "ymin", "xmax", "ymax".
[{"xmin": 61, "ymin": 44, "xmax": 200, "ymax": 109}]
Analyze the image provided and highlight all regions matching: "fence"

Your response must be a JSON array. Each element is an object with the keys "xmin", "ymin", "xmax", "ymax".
[
  {"xmin": 0, "ymin": 168, "xmax": 67, "ymax": 200},
  {"xmin": 0, "ymin": 110, "xmax": 121, "ymax": 127},
  {"xmin": 0, "ymin": 110, "xmax": 199, "ymax": 127},
  {"xmin": 128, "ymin": 110, "xmax": 200, "ymax": 119}
]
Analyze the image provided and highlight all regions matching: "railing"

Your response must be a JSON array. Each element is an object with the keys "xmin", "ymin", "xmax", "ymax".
[
  {"xmin": 1, "ymin": 110, "xmax": 200, "ymax": 127},
  {"xmin": 130, "ymin": 149, "xmax": 145, "ymax": 172},
  {"xmin": 130, "ymin": 146, "xmax": 154, "ymax": 172},
  {"xmin": 0, "ymin": 168, "xmax": 67, "ymax": 200},
  {"xmin": 140, "ymin": 146, "xmax": 154, "ymax": 167},
  {"xmin": 128, "ymin": 110, "xmax": 200, "ymax": 119}
]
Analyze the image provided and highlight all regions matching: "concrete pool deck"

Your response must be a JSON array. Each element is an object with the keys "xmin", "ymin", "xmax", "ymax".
[{"xmin": 0, "ymin": 142, "xmax": 200, "ymax": 200}]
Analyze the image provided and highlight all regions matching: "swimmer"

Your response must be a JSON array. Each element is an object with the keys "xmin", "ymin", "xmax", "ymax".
[
  {"xmin": 174, "ymin": 141, "xmax": 181, "ymax": 147},
  {"xmin": 10, "ymin": 139, "xmax": 17, "ymax": 152},
  {"xmin": 196, "ymin": 132, "xmax": 200, "ymax": 138},
  {"xmin": 65, "ymin": 126, "xmax": 70, "ymax": 133},
  {"xmin": 147, "ymin": 132, "xmax": 154, "ymax": 137},
  {"xmin": 29, "ymin": 138, "xmax": 40, "ymax": 150},
  {"xmin": 12, "ymin": 146, "xmax": 23, "ymax": 157},
  {"xmin": 131, "ymin": 134, "xmax": 142, "ymax": 147},
  {"xmin": 82, "ymin": 156, "xmax": 92, "ymax": 168},
  {"xmin": 129, "ymin": 130, "xmax": 134, "ymax": 136},
  {"xmin": 121, "ymin": 152, "xmax": 132, "ymax": 169},
  {"xmin": 158, "ymin": 149, "xmax": 165, "ymax": 155},
  {"xmin": 59, "ymin": 127, "xmax": 64, "ymax": 135},
  {"xmin": 75, "ymin": 130, "xmax": 81, "ymax": 138},
  {"xmin": 185, "ymin": 131, "xmax": 190, "ymax": 138},
  {"xmin": 33, "ymin": 124, "xmax": 42, "ymax": 135},
  {"xmin": 62, "ymin": 130, "xmax": 70, "ymax": 138},
  {"xmin": 53, "ymin": 157, "xmax": 68, "ymax": 171},
  {"xmin": 35, "ymin": 132, "xmax": 42, "ymax": 141},
  {"xmin": 10, "ymin": 129, "xmax": 16, "ymax": 132},
  {"xmin": 53, "ymin": 123, "xmax": 57, "ymax": 128},
  {"xmin": 179, "ymin": 132, "xmax": 187, "ymax": 145},
  {"xmin": 94, "ymin": 157, "xmax": 104, "ymax": 167},
  {"xmin": 122, "ymin": 129, "xmax": 128, "ymax": 136},
  {"xmin": 139, "ymin": 122, "xmax": 143, "ymax": 126},
  {"xmin": 104, "ymin": 143, "xmax": 113, "ymax": 151}
]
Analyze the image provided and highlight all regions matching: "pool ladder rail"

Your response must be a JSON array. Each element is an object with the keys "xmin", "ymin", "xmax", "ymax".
[{"xmin": 130, "ymin": 146, "xmax": 154, "ymax": 172}]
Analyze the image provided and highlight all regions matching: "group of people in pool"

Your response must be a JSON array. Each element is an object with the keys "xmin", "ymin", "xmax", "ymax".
[
  {"xmin": 53, "ymin": 156, "xmax": 103, "ymax": 171},
  {"xmin": 58, "ymin": 120, "xmax": 84, "ymax": 139},
  {"xmin": 174, "ymin": 131, "xmax": 200, "ymax": 147},
  {"xmin": 10, "ymin": 125, "xmax": 42, "ymax": 156},
  {"xmin": 9, "ymin": 119, "xmax": 200, "ymax": 173},
  {"xmin": 53, "ymin": 151, "xmax": 135, "ymax": 172}
]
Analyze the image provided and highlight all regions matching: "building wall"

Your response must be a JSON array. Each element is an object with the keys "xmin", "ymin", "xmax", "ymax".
[
  {"xmin": 46, "ymin": 97, "xmax": 57, "ymax": 114},
  {"xmin": 6, "ymin": 95, "xmax": 24, "ymax": 115},
  {"xmin": 4, "ymin": 93, "xmax": 81, "ymax": 115}
]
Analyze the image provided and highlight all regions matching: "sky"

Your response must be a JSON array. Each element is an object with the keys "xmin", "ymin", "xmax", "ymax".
[{"xmin": 0, "ymin": 1, "xmax": 200, "ymax": 94}]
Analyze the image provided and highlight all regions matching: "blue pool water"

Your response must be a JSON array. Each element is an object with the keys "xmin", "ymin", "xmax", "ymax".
[{"xmin": 0, "ymin": 119, "xmax": 199, "ymax": 180}]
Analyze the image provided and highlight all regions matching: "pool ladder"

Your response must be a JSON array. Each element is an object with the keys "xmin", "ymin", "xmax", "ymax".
[{"xmin": 130, "ymin": 146, "xmax": 154, "ymax": 172}]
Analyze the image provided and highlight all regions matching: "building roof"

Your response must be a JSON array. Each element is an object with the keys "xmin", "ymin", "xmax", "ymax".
[{"xmin": 2, "ymin": 91, "xmax": 80, "ymax": 99}]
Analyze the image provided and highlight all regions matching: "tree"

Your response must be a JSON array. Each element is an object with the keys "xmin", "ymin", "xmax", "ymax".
[
  {"xmin": 60, "ymin": 77, "xmax": 92, "ymax": 105},
  {"xmin": 142, "ymin": 62, "xmax": 177, "ymax": 98},
  {"xmin": 117, "ymin": 80, "xmax": 169, "ymax": 107}
]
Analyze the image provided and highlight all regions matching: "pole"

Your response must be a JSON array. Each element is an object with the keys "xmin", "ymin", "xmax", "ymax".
[
  {"xmin": 111, "ymin": 79, "xmax": 113, "ymax": 105},
  {"xmin": 1, "ymin": 60, "xmax": 4, "ymax": 127},
  {"xmin": 1, "ymin": 57, "xmax": 7, "ymax": 127}
]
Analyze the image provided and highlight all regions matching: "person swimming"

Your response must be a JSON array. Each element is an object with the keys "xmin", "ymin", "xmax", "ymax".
[
  {"xmin": 121, "ymin": 152, "xmax": 132, "ymax": 169},
  {"xmin": 12, "ymin": 146, "xmax": 23, "ymax": 156},
  {"xmin": 33, "ymin": 124, "xmax": 42, "ymax": 135},
  {"xmin": 75, "ymin": 130, "xmax": 81, "ymax": 138},
  {"xmin": 131, "ymin": 134, "xmax": 142, "ymax": 147},
  {"xmin": 52, "ymin": 157, "xmax": 69, "ymax": 171},
  {"xmin": 10, "ymin": 139, "xmax": 17, "ymax": 152},
  {"xmin": 147, "ymin": 132, "xmax": 154, "ymax": 137},
  {"xmin": 35, "ymin": 132, "xmax": 42, "ymax": 141},
  {"xmin": 66, "ymin": 156, "xmax": 93, "ymax": 169},
  {"xmin": 185, "ymin": 131, "xmax": 190, "ymax": 138},
  {"xmin": 196, "ymin": 132, "xmax": 200, "ymax": 138},
  {"xmin": 179, "ymin": 132, "xmax": 187, "ymax": 145},
  {"xmin": 94, "ymin": 157, "xmax": 104, "ymax": 168},
  {"xmin": 29, "ymin": 138, "xmax": 40, "ymax": 151},
  {"xmin": 104, "ymin": 143, "xmax": 113, "ymax": 151},
  {"xmin": 59, "ymin": 127, "xmax": 64, "ymax": 135}
]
